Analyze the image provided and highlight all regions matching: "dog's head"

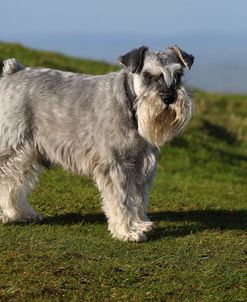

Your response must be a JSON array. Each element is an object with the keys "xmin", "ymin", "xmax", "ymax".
[{"xmin": 119, "ymin": 46, "xmax": 194, "ymax": 146}]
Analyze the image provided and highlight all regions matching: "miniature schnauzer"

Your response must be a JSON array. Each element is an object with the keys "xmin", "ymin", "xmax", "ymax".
[{"xmin": 0, "ymin": 45, "xmax": 194, "ymax": 241}]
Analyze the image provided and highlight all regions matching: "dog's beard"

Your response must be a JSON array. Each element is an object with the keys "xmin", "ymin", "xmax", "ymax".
[{"xmin": 136, "ymin": 87, "xmax": 193, "ymax": 146}]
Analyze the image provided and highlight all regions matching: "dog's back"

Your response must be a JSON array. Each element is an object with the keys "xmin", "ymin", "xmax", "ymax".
[{"xmin": 0, "ymin": 59, "xmax": 128, "ymax": 174}]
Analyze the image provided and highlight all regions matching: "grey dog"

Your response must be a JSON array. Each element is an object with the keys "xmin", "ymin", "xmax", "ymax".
[{"xmin": 0, "ymin": 45, "xmax": 194, "ymax": 241}]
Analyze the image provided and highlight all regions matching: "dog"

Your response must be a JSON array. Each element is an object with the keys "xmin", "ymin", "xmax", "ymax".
[{"xmin": 0, "ymin": 45, "xmax": 194, "ymax": 241}]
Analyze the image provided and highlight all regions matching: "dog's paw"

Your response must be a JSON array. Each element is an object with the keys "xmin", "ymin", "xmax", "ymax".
[
  {"xmin": 0, "ymin": 212, "xmax": 44, "ymax": 224},
  {"xmin": 137, "ymin": 220, "xmax": 154, "ymax": 232},
  {"xmin": 0, "ymin": 212, "xmax": 11, "ymax": 224},
  {"xmin": 112, "ymin": 231, "xmax": 148, "ymax": 242}
]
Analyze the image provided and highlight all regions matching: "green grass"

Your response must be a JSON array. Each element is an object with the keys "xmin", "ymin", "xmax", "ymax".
[
  {"xmin": 0, "ymin": 42, "xmax": 117, "ymax": 75},
  {"xmin": 0, "ymin": 42, "xmax": 247, "ymax": 302}
]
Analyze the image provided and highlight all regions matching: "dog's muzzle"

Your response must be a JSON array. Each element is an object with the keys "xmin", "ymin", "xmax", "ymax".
[{"xmin": 160, "ymin": 91, "xmax": 177, "ymax": 106}]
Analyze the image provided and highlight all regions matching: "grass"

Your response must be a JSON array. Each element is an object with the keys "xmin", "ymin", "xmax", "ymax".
[
  {"xmin": 0, "ymin": 42, "xmax": 247, "ymax": 302},
  {"xmin": 0, "ymin": 42, "xmax": 117, "ymax": 74}
]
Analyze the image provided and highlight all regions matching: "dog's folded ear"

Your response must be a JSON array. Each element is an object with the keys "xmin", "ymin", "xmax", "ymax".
[
  {"xmin": 171, "ymin": 46, "xmax": 194, "ymax": 69},
  {"xmin": 119, "ymin": 46, "xmax": 148, "ymax": 73}
]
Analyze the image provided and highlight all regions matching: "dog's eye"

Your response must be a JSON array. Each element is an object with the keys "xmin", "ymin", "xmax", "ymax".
[
  {"xmin": 143, "ymin": 72, "xmax": 154, "ymax": 83},
  {"xmin": 157, "ymin": 73, "xmax": 164, "ymax": 81}
]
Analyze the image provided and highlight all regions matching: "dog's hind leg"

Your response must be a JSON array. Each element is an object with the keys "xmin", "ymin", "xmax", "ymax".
[{"xmin": 0, "ymin": 144, "xmax": 43, "ymax": 223}]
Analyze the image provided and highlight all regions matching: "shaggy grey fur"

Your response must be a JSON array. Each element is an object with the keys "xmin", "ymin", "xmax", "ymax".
[{"xmin": 0, "ymin": 46, "xmax": 194, "ymax": 241}]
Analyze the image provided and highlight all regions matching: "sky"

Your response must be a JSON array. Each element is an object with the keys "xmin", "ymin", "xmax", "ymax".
[
  {"xmin": 0, "ymin": 0, "xmax": 247, "ymax": 37},
  {"xmin": 1, "ymin": 0, "xmax": 247, "ymax": 92}
]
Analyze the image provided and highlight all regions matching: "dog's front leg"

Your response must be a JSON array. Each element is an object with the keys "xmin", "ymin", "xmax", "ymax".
[
  {"xmin": 94, "ymin": 162, "xmax": 149, "ymax": 242},
  {"xmin": 137, "ymin": 149, "xmax": 158, "ymax": 232}
]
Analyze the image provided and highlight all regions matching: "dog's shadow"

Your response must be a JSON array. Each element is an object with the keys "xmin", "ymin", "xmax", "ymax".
[
  {"xmin": 43, "ymin": 209, "xmax": 247, "ymax": 240},
  {"xmin": 148, "ymin": 210, "xmax": 247, "ymax": 240}
]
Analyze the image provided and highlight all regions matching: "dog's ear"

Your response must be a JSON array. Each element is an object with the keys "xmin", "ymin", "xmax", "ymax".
[
  {"xmin": 119, "ymin": 46, "xmax": 148, "ymax": 73},
  {"xmin": 171, "ymin": 46, "xmax": 194, "ymax": 69}
]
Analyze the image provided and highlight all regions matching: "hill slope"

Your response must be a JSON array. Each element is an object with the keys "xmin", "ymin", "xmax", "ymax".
[
  {"xmin": 0, "ymin": 41, "xmax": 117, "ymax": 75},
  {"xmin": 0, "ymin": 42, "xmax": 247, "ymax": 302},
  {"xmin": 3, "ymin": 32, "xmax": 247, "ymax": 92}
]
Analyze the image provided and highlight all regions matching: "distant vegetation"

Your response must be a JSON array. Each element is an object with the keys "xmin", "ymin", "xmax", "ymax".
[
  {"xmin": 0, "ymin": 41, "xmax": 117, "ymax": 75},
  {"xmin": 0, "ymin": 41, "xmax": 246, "ymax": 302}
]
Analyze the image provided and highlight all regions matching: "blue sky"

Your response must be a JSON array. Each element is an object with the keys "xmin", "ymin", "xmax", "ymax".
[
  {"xmin": 1, "ymin": 0, "xmax": 247, "ymax": 92},
  {"xmin": 1, "ymin": 0, "xmax": 247, "ymax": 37}
]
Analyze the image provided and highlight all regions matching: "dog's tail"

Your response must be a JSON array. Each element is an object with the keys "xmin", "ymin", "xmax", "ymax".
[{"xmin": 2, "ymin": 58, "xmax": 25, "ymax": 77}]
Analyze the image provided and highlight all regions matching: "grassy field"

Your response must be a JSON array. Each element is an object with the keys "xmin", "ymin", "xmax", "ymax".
[{"xmin": 0, "ymin": 42, "xmax": 246, "ymax": 302}]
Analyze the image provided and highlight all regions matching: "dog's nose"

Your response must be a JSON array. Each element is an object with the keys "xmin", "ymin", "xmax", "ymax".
[{"xmin": 161, "ymin": 94, "xmax": 176, "ymax": 105}]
